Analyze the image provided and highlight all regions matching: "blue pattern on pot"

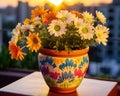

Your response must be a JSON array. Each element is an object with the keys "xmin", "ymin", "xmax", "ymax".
[{"xmin": 38, "ymin": 53, "xmax": 89, "ymax": 89}]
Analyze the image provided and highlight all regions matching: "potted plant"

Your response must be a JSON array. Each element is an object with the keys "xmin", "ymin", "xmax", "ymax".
[{"xmin": 8, "ymin": 7, "xmax": 109, "ymax": 93}]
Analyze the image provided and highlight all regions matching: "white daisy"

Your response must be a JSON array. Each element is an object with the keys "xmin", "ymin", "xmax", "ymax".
[
  {"xmin": 16, "ymin": 23, "xmax": 22, "ymax": 30},
  {"xmin": 32, "ymin": 17, "xmax": 42, "ymax": 28},
  {"xmin": 79, "ymin": 23, "xmax": 94, "ymax": 40},
  {"xmin": 95, "ymin": 25, "xmax": 109, "ymax": 46},
  {"xmin": 74, "ymin": 17, "xmax": 84, "ymax": 29},
  {"xmin": 12, "ymin": 28, "xmax": 20, "ymax": 37},
  {"xmin": 33, "ymin": 17, "xmax": 42, "ymax": 24},
  {"xmin": 12, "ymin": 23, "xmax": 21, "ymax": 36},
  {"xmin": 96, "ymin": 10, "xmax": 106, "ymax": 24},
  {"xmin": 11, "ymin": 23, "xmax": 22, "ymax": 43},
  {"xmin": 56, "ymin": 10, "xmax": 76, "ymax": 24},
  {"xmin": 11, "ymin": 35, "xmax": 19, "ymax": 44},
  {"xmin": 34, "ymin": 16, "xmax": 41, "ymax": 21},
  {"xmin": 83, "ymin": 11, "xmax": 94, "ymax": 24},
  {"xmin": 21, "ymin": 24, "xmax": 34, "ymax": 32},
  {"xmin": 48, "ymin": 20, "xmax": 66, "ymax": 37}
]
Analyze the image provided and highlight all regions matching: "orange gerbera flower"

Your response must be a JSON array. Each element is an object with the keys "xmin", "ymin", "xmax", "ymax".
[
  {"xmin": 42, "ymin": 12, "xmax": 57, "ymax": 24},
  {"xmin": 9, "ymin": 41, "xmax": 25, "ymax": 60},
  {"xmin": 26, "ymin": 33, "xmax": 41, "ymax": 52},
  {"xmin": 32, "ymin": 7, "xmax": 47, "ymax": 18},
  {"xmin": 71, "ymin": 10, "xmax": 83, "ymax": 19}
]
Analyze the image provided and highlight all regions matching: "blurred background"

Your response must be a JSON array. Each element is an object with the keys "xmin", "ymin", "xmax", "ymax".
[{"xmin": 0, "ymin": 0, "xmax": 120, "ymax": 88}]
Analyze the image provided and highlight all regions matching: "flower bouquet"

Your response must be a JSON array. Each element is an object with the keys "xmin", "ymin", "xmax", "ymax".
[
  {"xmin": 9, "ymin": 7, "xmax": 109, "ymax": 60},
  {"xmin": 8, "ymin": 7, "xmax": 109, "ymax": 93}
]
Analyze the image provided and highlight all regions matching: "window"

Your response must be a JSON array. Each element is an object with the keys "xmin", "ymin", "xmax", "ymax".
[
  {"xmin": 108, "ymin": 16, "xmax": 114, "ymax": 21},
  {"xmin": 118, "ymin": 42, "xmax": 120, "ymax": 46},
  {"xmin": 119, "ymin": 25, "xmax": 120, "ymax": 30},
  {"xmin": 118, "ymin": 50, "xmax": 120, "ymax": 57},
  {"xmin": 107, "ymin": 50, "xmax": 113, "ymax": 56},
  {"xmin": 108, "ymin": 8, "xmax": 114, "ymax": 13},
  {"xmin": 108, "ymin": 25, "xmax": 114, "ymax": 30},
  {"xmin": 109, "ymin": 33, "xmax": 114, "ymax": 38},
  {"xmin": 108, "ymin": 41, "xmax": 113, "ymax": 46}
]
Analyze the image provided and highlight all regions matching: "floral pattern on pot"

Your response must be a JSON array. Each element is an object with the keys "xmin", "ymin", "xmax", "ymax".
[{"xmin": 38, "ymin": 53, "xmax": 89, "ymax": 88}]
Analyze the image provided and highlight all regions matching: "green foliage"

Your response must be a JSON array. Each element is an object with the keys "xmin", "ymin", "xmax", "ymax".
[
  {"xmin": 96, "ymin": 74, "xmax": 112, "ymax": 79},
  {"xmin": 0, "ymin": 44, "xmax": 38, "ymax": 70},
  {"xmin": 60, "ymin": 78, "xmax": 82, "ymax": 88},
  {"xmin": 39, "ymin": 23, "xmax": 96, "ymax": 52},
  {"xmin": 0, "ymin": 44, "xmax": 17, "ymax": 69},
  {"xmin": 100, "ymin": 67, "xmax": 111, "ymax": 74},
  {"xmin": 20, "ymin": 51, "xmax": 38, "ymax": 70},
  {"xmin": 117, "ymin": 77, "xmax": 120, "ymax": 81}
]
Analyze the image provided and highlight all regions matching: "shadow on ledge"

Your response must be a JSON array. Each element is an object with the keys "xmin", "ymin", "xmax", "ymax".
[{"xmin": 0, "ymin": 68, "xmax": 34, "ymax": 88}]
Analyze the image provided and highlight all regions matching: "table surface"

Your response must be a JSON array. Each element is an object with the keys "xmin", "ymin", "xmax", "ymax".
[{"xmin": 0, "ymin": 72, "xmax": 118, "ymax": 96}]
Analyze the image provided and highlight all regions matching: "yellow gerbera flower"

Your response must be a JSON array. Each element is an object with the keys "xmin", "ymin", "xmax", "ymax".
[
  {"xmin": 26, "ymin": 33, "xmax": 41, "ymax": 52},
  {"xmin": 96, "ymin": 11, "xmax": 106, "ymax": 24},
  {"xmin": 83, "ymin": 11, "xmax": 94, "ymax": 24},
  {"xmin": 95, "ymin": 25, "xmax": 109, "ymax": 46},
  {"xmin": 24, "ymin": 18, "xmax": 35, "ymax": 25}
]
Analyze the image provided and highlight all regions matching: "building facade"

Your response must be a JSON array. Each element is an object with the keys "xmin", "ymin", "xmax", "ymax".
[
  {"xmin": 113, "ymin": 0, "xmax": 120, "ymax": 5},
  {"xmin": 0, "ymin": 14, "xmax": 2, "ymax": 52},
  {"xmin": 17, "ymin": 1, "xmax": 30, "ymax": 23}
]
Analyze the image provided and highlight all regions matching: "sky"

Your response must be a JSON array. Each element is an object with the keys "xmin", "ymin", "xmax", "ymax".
[
  {"xmin": 0, "ymin": 0, "xmax": 17, "ymax": 7},
  {"xmin": 0, "ymin": 0, "xmax": 113, "ymax": 8}
]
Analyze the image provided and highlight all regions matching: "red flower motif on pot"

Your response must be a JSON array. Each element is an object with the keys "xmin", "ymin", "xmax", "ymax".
[
  {"xmin": 49, "ymin": 72, "xmax": 60, "ymax": 80},
  {"xmin": 74, "ymin": 69, "xmax": 83, "ymax": 78}
]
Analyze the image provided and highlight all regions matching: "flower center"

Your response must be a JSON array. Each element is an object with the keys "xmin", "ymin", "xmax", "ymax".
[
  {"xmin": 82, "ymin": 27, "xmax": 88, "ymax": 33},
  {"xmin": 61, "ymin": 17, "xmax": 67, "ymax": 22},
  {"xmin": 33, "ymin": 37, "xmax": 38, "ymax": 44},
  {"xmin": 97, "ymin": 33, "xmax": 102, "ymax": 39},
  {"xmin": 54, "ymin": 25, "xmax": 61, "ymax": 31},
  {"xmin": 49, "ymin": 18, "xmax": 53, "ymax": 21},
  {"xmin": 86, "ymin": 17, "xmax": 91, "ymax": 22}
]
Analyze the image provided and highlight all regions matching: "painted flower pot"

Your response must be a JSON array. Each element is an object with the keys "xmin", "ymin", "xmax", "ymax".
[{"xmin": 38, "ymin": 47, "xmax": 89, "ymax": 93}]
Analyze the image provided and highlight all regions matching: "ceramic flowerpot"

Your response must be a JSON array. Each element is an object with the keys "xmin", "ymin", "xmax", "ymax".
[{"xmin": 38, "ymin": 47, "xmax": 89, "ymax": 93}]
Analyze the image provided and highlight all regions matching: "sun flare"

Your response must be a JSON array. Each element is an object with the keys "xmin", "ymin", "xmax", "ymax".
[{"xmin": 48, "ymin": 0, "xmax": 63, "ymax": 6}]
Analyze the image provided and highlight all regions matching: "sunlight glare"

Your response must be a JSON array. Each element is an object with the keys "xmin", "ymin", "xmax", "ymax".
[{"xmin": 48, "ymin": 0, "xmax": 63, "ymax": 6}]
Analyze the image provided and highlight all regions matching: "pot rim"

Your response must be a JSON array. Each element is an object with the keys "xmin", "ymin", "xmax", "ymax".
[{"xmin": 39, "ymin": 47, "xmax": 89, "ymax": 57}]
